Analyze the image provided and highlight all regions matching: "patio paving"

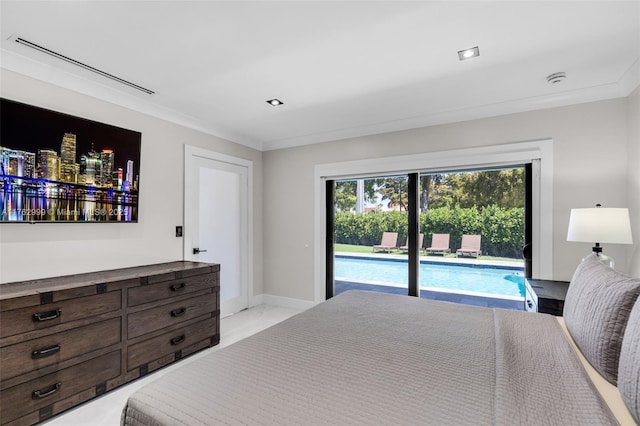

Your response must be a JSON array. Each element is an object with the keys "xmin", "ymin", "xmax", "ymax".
[{"xmin": 335, "ymin": 281, "xmax": 525, "ymax": 311}]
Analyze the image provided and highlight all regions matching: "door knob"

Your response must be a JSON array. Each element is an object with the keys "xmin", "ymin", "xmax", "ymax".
[{"xmin": 193, "ymin": 248, "xmax": 208, "ymax": 254}]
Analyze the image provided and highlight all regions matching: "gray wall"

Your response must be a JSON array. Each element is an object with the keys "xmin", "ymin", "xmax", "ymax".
[
  {"xmin": 628, "ymin": 87, "xmax": 640, "ymax": 277},
  {"xmin": 2, "ymin": 66, "xmax": 636, "ymax": 305},
  {"xmin": 0, "ymin": 69, "xmax": 264, "ymax": 299},
  {"xmin": 263, "ymin": 97, "xmax": 634, "ymax": 302}
]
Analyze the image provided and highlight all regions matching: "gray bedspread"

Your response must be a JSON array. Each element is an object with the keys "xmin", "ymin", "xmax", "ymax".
[{"xmin": 121, "ymin": 290, "xmax": 617, "ymax": 425}]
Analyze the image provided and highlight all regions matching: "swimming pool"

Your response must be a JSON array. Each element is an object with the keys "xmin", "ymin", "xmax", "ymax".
[{"xmin": 335, "ymin": 256, "xmax": 525, "ymax": 298}]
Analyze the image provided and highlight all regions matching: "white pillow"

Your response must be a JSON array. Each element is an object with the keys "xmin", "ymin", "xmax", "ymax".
[
  {"xmin": 618, "ymin": 297, "xmax": 640, "ymax": 423},
  {"xmin": 563, "ymin": 255, "xmax": 640, "ymax": 385}
]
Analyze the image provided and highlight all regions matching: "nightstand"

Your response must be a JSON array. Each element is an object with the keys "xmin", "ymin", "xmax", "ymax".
[{"xmin": 524, "ymin": 278, "xmax": 570, "ymax": 316}]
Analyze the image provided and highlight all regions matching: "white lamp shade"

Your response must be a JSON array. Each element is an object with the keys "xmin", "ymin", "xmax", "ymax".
[{"xmin": 567, "ymin": 208, "xmax": 633, "ymax": 244}]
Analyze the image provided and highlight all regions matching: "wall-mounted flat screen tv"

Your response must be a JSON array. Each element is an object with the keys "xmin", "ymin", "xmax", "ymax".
[{"xmin": 1, "ymin": 98, "xmax": 141, "ymax": 223}]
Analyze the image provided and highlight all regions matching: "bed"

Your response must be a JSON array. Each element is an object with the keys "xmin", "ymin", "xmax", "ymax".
[{"xmin": 122, "ymin": 256, "xmax": 640, "ymax": 425}]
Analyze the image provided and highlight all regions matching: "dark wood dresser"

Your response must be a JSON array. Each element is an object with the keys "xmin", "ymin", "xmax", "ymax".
[{"xmin": 0, "ymin": 261, "xmax": 220, "ymax": 425}]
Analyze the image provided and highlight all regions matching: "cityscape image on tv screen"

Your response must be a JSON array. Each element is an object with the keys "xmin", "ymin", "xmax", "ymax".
[{"xmin": 0, "ymin": 98, "xmax": 141, "ymax": 223}]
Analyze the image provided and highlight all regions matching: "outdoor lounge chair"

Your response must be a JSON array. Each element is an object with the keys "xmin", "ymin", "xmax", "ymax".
[
  {"xmin": 372, "ymin": 232, "xmax": 398, "ymax": 253},
  {"xmin": 456, "ymin": 234, "xmax": 482, "ymax": 257},
  {"xmin": 399, "ymin": 233, "xmax": 424, "ymax": 252},
  {"xmin": 424, "ymin": 233, "xmax": 450, "ymax": 255}
]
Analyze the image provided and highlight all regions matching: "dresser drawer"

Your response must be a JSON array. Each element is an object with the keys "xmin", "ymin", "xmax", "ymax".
[
  {"xmin": 0, "ymin": 291, "xmax": 121, "ymax": 338},
  {"xmin": 127, "ymin": 293, "xmax": 217, "ymax": 339},
  {"xmin": 127, "ymin": 273, "xmax": 218, "ymax": 307},
  {"xmin": 0, "ymin": 262, "xmax": 219, "ymax": 425},
  {"xmin": 0, "ymin": 318, "xmax": 121, "ymax": 382},
  {"xmin": 127, "ymin": 317, "xmax": 217, "ymax": 371},
  {"xmin": 0, "ymin": 350, "xmax": 121, "ymax": 425}
]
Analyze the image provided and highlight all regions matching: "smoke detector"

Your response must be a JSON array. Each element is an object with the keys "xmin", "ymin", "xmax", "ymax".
[{"xmin": 546, "ymin": 72, "xmax": 567, "ymax": 84}]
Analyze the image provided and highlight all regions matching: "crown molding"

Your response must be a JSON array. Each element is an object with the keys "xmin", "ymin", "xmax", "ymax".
[
  {"xmin": 0, "ymin": 48, "xmax": 264, "ymax": 151},
  {"xmin": 3, "ymin": 46, "xmax": 637, "ymax": 153}
]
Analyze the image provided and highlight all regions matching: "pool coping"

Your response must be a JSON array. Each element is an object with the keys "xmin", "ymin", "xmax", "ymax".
[
  {"xmin": 334, "ymin": 279, "xmax": 524, "ymax": 301},
  {"xmin": 335, "ymin": 251, "xmax": 526, "ymax": 301},
  {"xmin": 336, "ymin": 251, "xmax": 525, "ymax": 269}
]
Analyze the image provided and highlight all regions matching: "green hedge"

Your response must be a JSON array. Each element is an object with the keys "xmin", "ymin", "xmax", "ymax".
[
  {"xmin": 334, "ymin": 206, "xmax": 524, "ymax": 258},
  {"xmin": 334, "ymin": 210, "xmax": 408, "ymax": 246}
]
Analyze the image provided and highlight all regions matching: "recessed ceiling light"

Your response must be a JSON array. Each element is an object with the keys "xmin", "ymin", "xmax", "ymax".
[
  {"xmin": 457, "ymin": 46, "xmax": 479, "ymax": 61},
  {"xmin": 546, "ymin": 72, "xmax": 567, "ymax": 84},
  {"xmin": 266, "ymin": 99, "xmax": 284, "ymax": 106}
]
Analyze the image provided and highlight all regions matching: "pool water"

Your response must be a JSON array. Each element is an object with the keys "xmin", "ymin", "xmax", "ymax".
[{"xmin": 335, "ymin": 256, "xmax": 525, "ymax": 298}]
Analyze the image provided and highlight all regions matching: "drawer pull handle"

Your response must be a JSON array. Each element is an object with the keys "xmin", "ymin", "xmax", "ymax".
[
  {"xmin": 32, "ymin": 382, "xmax": 61, "ymax": 399},
  {"xmin": 32, "ymin": 344, "xmax": 61, "ymax": 359},
  {"xmin": 170, "ymin": 283, "xmax": 186, "ymax": 291},
  {"xmin": 33, "ymin": 309, "xmax": 62, "ymax": 322},
  {"xmin": 170, "ymin": 334, "xmax": 185, "ymax": 345},
  {"xmin": 170, "ymin": 307, "xmax": 186, "ymax": 317}
]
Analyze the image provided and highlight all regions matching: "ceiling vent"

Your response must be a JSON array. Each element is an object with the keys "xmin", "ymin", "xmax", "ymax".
[
  {"xmin": 546, "ymin": 72, "xmax": 567, "ymax": 84},
  {"xmin": 13, "ymin": 37, "xmax": 155, "ymax": 95}
]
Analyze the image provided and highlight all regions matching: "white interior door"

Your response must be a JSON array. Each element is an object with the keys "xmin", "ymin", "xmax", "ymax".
[{"xmin": 184, "ymin": 146, "xmax": 252, "ymax": 317}]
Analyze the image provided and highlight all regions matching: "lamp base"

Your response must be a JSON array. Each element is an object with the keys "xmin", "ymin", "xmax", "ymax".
[{"xmin": 583, "ymin": 251, "xmax": 614, "ymax": 269}]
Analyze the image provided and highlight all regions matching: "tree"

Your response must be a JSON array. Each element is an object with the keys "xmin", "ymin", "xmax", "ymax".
[
  {"xmin": 378, "ymin": 176, "xmax": 408, "ymax": 211},
  {"xmin": 420, "ymin": 173, "xmax": 445, "ymax": 212},
  {"xmin": 336, "ymin": 168, "xmax": 524, "ymax": 212},
  {"xmin": 459, "ymin": 169, "xmax": 524, "ymax": 208},
  {"xmin": 335, "ymin": 181, "xmax": 356, "ymax": 212},
  {"xmin": 334, "ymin": 179, "xmax": 379, "ymax": 212},
  {"xmin": 422, "ymin": 168, "xmax": 524, "ymax": 210},
  {"xmin": 420, "ymin": 175, "xmax": 430, "ymax": 212}
]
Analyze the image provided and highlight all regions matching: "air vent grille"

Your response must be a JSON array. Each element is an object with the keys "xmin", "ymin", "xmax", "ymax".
[{"xmin": 14, "ymin": 37, "xmax": 155, "ymax": 95}]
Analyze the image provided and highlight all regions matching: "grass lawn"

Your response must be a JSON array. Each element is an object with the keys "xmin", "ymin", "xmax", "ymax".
[{"xmin": 334, "ymin": 243, "xmax": 523, "ymax": 263}]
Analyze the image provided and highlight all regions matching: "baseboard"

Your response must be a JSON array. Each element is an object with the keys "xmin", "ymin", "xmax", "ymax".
[{"xmin": 256, "ymin": 294, "xmax": 317, "ymax": 311}]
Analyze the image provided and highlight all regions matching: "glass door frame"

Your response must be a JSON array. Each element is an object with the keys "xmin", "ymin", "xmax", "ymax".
[
  {"xmin": 315, "ymin": 140, "xmax": 553, "ymax": 304},
  {"xmin": 325, "ymin": 169, "xmax": 529, "ymax": 299}
]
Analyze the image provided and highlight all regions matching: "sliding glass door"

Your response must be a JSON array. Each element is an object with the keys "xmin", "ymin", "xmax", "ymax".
[
  {"xmin": 327, "ymin": 175, "xmax": 410, "ymax": 298},
  {"xmin": 327, "ymin": 165, "xmax": 529, "ymax": 311},
  {"xmin": 417, "ymin": 167, "xmax": 527, "ymax": 309}
]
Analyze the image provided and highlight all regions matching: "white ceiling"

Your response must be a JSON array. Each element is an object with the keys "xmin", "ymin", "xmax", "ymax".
[{"xmin": 1, "ymin": 1, "xmax": 639, "ymax": 151}]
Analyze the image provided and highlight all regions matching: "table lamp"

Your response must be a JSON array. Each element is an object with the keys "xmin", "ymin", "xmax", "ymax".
[{"xmin": 566, "ymin": 204, "xmax": 633, "ymax": 269}]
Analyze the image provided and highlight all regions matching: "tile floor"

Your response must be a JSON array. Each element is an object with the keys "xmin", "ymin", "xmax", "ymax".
[{"xmin": 41, "ymin": 304, "xmax": 303, "ymax": 426}]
